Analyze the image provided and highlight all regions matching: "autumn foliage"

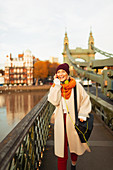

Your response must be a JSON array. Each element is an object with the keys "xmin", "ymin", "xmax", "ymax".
[
  {"xmin": 34, "ymin": 61, "xmax": 48, "ymax": 79},
  {"xmin": 48, "ymin": 62, "xmax": 59, "ymax": 76},
  {"xmin": 33, "ymin": 60, "xmax": 59, "ymax": 82}
]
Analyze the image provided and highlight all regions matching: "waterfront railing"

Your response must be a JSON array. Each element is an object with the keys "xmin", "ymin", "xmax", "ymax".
[{"xmin": 0, "ymin": 93, "xmax": 55, "ymax": 170}]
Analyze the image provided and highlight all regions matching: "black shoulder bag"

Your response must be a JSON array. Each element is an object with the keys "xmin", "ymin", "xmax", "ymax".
[{"xmin": 74, "ymin": 85, "xmax": 94, "ymax": 143}]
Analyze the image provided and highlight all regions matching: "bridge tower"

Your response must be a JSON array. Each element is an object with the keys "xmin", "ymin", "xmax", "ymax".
[
  {"xmin": 62, "ymin": 31, "xmax": 70, "ymax": 64},
  {"xmin": 88, "ymin": 30, "xmax": 94, "ymax": 50},
  {"xmin": 62, "ymin": 30, "xmax": 95, "ymax": 66}
]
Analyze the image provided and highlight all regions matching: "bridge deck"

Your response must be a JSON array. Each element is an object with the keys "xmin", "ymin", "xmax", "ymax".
[{"xmin": 40, "ymin": 113, "xmax": 113, "ymax": 170}]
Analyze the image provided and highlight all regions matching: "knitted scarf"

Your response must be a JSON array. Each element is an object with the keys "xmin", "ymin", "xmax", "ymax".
[{"xmin": 61, "ymin": 78, "xmax": 76, "ymax": 99}]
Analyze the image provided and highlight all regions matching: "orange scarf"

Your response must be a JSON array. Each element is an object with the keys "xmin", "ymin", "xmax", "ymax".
[{"xmin": 61, "ymin": 78, "xmax": 76, "ymax": 99}]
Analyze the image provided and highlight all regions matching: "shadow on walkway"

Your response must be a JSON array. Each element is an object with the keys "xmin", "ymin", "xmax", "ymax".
[{"xmin": 40, "ymin": 113, "xmax": 113, "ymax": 170}]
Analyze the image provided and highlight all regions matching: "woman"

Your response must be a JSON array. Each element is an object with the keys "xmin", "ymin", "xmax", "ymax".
[{"xmin": 48, "ymin": 63, "xmax": 91, "ymax": 170}]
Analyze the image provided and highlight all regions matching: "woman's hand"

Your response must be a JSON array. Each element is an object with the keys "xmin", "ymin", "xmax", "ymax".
[
  {"xmin": 54, "ymin": 74, "xmax": 58, "ymax": 80},
  {"xmin": 53, "ymin": 74, "xmax": 60, "ymax": 85}
]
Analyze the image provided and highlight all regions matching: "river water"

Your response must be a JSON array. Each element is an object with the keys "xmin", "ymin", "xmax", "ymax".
[{"xmin": 0, "ymin": 91, "xmax": 47, "ymax": 142}]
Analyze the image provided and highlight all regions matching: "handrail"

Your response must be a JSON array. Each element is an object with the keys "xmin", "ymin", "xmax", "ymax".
[
  {"xmin": 91, "ymin": 44, "xmax": 113, "ymax": 58},
  {"xmin": 0, "ymin": 93, "xmax": 55, "ymax": 170}
]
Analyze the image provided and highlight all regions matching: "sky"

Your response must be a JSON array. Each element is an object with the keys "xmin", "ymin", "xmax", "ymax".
[{"xmin": 0, "ymin": 0, "xmax": 113, "ymax": 70}]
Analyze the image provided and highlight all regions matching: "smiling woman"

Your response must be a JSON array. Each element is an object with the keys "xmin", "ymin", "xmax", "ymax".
[
  {"xmin": 56, "ymin": 69, "xmax": 68, "ymax": 82},
  {"xmin": 48, "ymin": 63, "xmax": 92, "ymax": 170},
  {"xmin": 55, "ymin": 63, "xmax": 70, "ymax": 82}
]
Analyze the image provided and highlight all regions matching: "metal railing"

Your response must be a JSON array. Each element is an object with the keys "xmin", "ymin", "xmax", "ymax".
[
  {"xmin": 0, "ymin": 93, "xmax": 55, "ymax": 170},
  {"xmin": 91, "ymin": 44, "xmax": 113, "ymax": 58},
  {"xmin": 65, "ymin": 45, "xmax": 113, "ymax": 129},
  {"xmin": 88, "ymin": 93, "xmax": 113, "ymax": 130},
  {"xmin": 66, "ymin": 44, "xmax": 113, "ymax": 99}
]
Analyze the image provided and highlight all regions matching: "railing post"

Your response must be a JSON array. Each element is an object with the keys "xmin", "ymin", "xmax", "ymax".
[
  {"xmin": 96, "ymin": 82, "xmax": 98, "ymax": 98},
  {"xmin": 87, "ymin": 78, "xmax": 89, "ymax": 93}
]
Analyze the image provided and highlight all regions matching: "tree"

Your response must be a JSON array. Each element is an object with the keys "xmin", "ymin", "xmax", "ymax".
[
  {"xmin": 48, "ymin": 62, "xmax": 59, "ymax": 77},
  {"xmin": 34, "ymin": 61, "xmax": 48, "ymax": 85}
]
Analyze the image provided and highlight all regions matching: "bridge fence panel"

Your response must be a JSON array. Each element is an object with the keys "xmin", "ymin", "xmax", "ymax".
[{"xmin": 0, "ymin": 93, "xmax": 55, "ymax": 170}]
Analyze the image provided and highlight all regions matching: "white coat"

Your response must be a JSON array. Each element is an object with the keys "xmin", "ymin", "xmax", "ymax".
[{"xmin": 48, "ymin": 82, "xmax": 91, "ymax": 158}]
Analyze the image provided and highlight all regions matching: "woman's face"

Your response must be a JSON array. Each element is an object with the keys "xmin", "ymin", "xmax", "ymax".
[{"xmin": 57, "ymin": 69, "xmax": 68, "ymax": 82}]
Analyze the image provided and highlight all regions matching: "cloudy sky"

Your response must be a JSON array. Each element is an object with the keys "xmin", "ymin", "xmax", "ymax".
[{"xmin": 0, "ymin": 0, "xmax": 113, "ymax": 69}]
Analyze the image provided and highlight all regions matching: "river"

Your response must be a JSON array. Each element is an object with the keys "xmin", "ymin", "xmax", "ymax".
[{"xmin": 0, "ymin": 90, "xmax": 47, "ymax": 142}]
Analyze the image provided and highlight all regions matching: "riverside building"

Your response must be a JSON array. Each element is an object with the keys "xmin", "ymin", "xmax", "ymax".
[{"xmin": 5, "ymin": 49, "xmax": 33, "ymax": 86}]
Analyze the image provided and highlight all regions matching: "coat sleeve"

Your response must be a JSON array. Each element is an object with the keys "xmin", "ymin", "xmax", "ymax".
[
  {"xmin": 77, "ymin": 82, "xmax": 92, "ymax": 118},
  {"xmin": 48, "ymin": 84, "xmax": 62, "ymax": 106}
]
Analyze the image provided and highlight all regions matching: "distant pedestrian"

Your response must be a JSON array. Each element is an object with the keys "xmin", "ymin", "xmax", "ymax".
[{"xmin": 48, "ymin": 63, "xmax": 91, "ymax": 170}]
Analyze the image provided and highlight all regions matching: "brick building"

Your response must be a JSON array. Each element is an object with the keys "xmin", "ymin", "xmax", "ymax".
[{"xmin": 5, "ymin": 49, "xmax": 33, "ymax": 86}]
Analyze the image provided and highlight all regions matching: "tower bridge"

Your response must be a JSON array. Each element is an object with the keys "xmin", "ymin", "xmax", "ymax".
[
  {"xmin": 62, "ymin": 31, "xmax": 113, "ymax": 100},
  {"xmin": 0, "ymin": 32, "xmax": 113, "ymax": 170},
  {"xmin": 62, "ymin": 31, "xmax": 95, "ymax": 65}
]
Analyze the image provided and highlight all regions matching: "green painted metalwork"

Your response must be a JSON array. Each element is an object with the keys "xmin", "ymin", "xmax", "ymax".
[
  {"xmin": 90, "ymin": 57, "xmax": 113, "ymax": 69},
  {"xmin": 62, "ymin": 31, "xmax": 95, "ymax": 66},
  {"xmin": 66, "ymin": 45, "xmax": 103, "ymax": 82},
  {"xmin": 91, "ymin": 44, "xmax": 113, "ymax": 58},
  {"xmin": 89, "ymin": 93, "xmax": 113, "ymax": 130},
  {"xmin": 0, "ymin": 93, "xmax": 55, "ymax": 170},
  {"xmin": 65, "ymin": 44, "xmax": 113, "ymax": 128},
  {"xmin": 66, "ymin": 44, "xmax": 113, "ymax": 99}
]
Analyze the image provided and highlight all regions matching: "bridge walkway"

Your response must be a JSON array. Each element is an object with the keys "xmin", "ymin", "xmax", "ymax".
[{"xmin": 40, "ymin": 113, "xmax": 113, "ymax": 170}]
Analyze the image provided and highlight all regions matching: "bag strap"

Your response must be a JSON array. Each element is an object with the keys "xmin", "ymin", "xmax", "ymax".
[{"xmin": 74, "ymin": 85, "xmax": 78, "ymax": 124}]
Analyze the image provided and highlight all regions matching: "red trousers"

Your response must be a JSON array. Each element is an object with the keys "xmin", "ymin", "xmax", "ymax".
[{"xmin": 57, "ymin": 114, "xmax": 78, "ymax": 170}]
